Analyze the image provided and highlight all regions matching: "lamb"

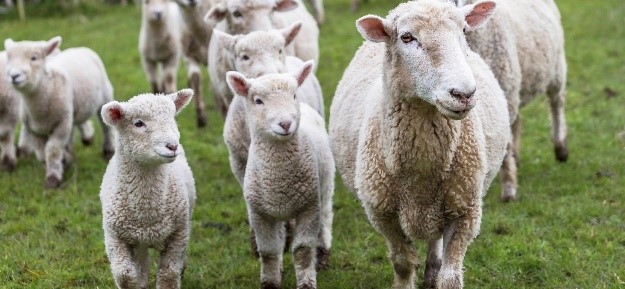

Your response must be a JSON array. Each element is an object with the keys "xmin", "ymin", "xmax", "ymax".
[
  {"xmin": 452, "ymin": 0, "xmax": 568, "ymax": 202},
  {"xmin": 204, "ymin": 0, "xmax": 319, "ymax": 114},
  {"xmin": 139, "ymin": 0, "xmax": 183, "ymax": 94},
  {"xmin": 99, "ymin": 89, "xmax": 196, "ymax": 289},
  {"xmin": 225, "ymin": 60, "xmax": 334, "ymax": 289},
  {"xmin": 329, "ymin": 1, "xmax": 510, "ymax": 288},
  {"xmin": 0, "ymin": 51, "xmax": 21, "ymax": 172},
  {"xmin": 4, "ymin": 36, "xmax": 115, "ymax": 188},
  {"xmin": 174, "ymin": 0, "xmax": 219, "ymax": 127}
]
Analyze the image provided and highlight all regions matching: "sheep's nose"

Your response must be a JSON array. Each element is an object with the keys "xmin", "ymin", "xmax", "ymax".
[
  {"xmin": 189, "ymin": 0, "xmax": 197, "ymax": 6},
  {"xmin": 279, "ymin": 121, "xmax": 291, "ymax": 133},
  {"xmin": 165, "ymin": 143, "xmax": 178, "ymax": 152},
  {"xmin": 449, "ymin": 87, "xmax": 476, "ymax": 104},
  {"xmin": 10, "ymin": 74, "xmax": 20, "ymax": 83},
  {"xmin": 154, "ymin": 11, "xmax": 162, "ymax": 19}
]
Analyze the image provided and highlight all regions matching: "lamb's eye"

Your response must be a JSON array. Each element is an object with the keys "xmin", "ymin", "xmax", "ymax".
[
  {"xmin": 134, "ymin": 120, "xmax": 145, "ymax": 128},
  {"xmin": 242, "ymin": 55, "xmax": 249, "ymax": 61},
  {"xmin": 232, "ymin": 10, "xmax": 242, "ymax": 17},
  {"xmin": 293, "ymin": 94, "xmax": 296, "ymax": 99},
  {"xmin": 400, "ymin": 32, "xmax": 414, "ymax": 43},
  {"xmin": 279, "ymin": 49, "xmax": 282, "ymax": 54},
  {"xmin": 30, "ymin": 56, "xmax": 37, "ymax": 61},
  {"xmin": 254, "ymin": 98, "xmax": 264, "ymax": 105}
]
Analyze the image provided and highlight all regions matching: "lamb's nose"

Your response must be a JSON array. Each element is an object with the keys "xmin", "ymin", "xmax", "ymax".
[
  {"xmin": 10, "ymin": 74, "xmax": 19, "ymax": 82},
  {"xmin": 155, "ymin": 11, "xmax": 162, "ymax": 19},
  {"xmin": 165, "ymin": 143, "xmax": 178, "ymax": 152},
  {"xmin": 449, "ymin": 87, "xmax": 476, "ymax": 104},
  {"xmin": 279, "ymin": 121, "xmax": 291, "ymax": 133}
]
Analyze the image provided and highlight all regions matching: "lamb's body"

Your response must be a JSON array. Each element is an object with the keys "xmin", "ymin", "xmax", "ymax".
[
  {"xmin": 100, "ymin": 90, "xmax": 196, "ymax": 289},
  {"xmin": 0, "ymin": 51, "xmax": 21, "ymax": 171},
  {"xmin": 458, "ymin": 0, "xmax": 568, "ymax": 201},
  {"xmin": 139, "ymin": 0, "xmax": 183, "ymax": 94},
  {"xmin": 330, "ymin": 1, "xmax": 509, "ymax": 288}
]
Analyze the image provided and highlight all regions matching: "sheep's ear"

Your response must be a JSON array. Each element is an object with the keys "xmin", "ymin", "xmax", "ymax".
[
  {"xmin": 294, "ymin": 60, "xmax": 314, "ymax": 87},
  {"xmin": 213, "ymin": 29, "xmax": 236, "ymax": 49},
  {"xmin": 462, "ymin": 0, "xmax": 496, "ymax": 31},
  {"xmin": 204, "ymin": 3, "xmax": 227, "ymax": 27},
  {"xmin": 226, "ymin": 71, "xmax": 251, "ymax": 98},
  {"xmin": 356, "ymin": 15, "xmax": 391, "ymax": 43},
  {"xmin": 101, "ymin": 101, "xmax": 125, "ymax": 127},
  {"xmin": 170, "ymin": 89, "xmax": 194, "ymax": 114},
  {"xmin": 45, "ymin": 36, "xmax": 62, "ymax": 56},
  {"xmin": 4, "ymin": 38, "xmax": 14, "ymax": 50},
  {"xmin": 274, "ymin": 0, "xmax": 298, "ymax": 12},
  {"xmin": 280, "ymin": 22, "xmax": 302, "ymax": 47}
]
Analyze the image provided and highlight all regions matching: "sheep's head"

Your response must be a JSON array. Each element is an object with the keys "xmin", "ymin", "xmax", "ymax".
[
  {"xmin": 203, "ymin": 0, "xmax": 298, "ymax": 34},
  {"xmin": 4, "ymin": 36, "xmax": 61, "ymax": 92},
  {"xmin": 356, "ymin": 0, "xmax": 496, "ymax": 120},
  {"xmin": 213, "ymin": 22, "xmax": 301, "ymax": 77},
  {"xmin": 226, "ymin": 60, "xmax": 314, "ymax": 140},
  {"xmin": 101, "ymin": 89, "xmax": 193, "ymax": 166},
  {"xmin": 142, "ymin": 0, "xmax": 172, "ymax": 23}
]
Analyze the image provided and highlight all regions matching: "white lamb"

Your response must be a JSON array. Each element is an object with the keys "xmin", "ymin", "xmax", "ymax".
[
  {"xmin": 452, "ymin": 0, "xmax": 568, "ymax": 202},
  {"xmin": 5, "ymin": 36, "xmax": 115, "ymax": 188},
  {"xmin": 226, "ymin": 60, "xmax": 334, "ymax": 289},
  {"xmin": 139, "ymin": 0, "xmax": 183, "ymax": 94},
  {"xmin": 174, "ymin": 0, "xmax": 218, "ymax": 127},
  {"xmin": 329, "ymin": 1, "xmax": 510, "ymax": 288},
  {"xmin": 100, "ymin": 89, "xmax": 196, "ymax": 289},
  {"xmin": 0, "ymin": 51, "xmax": 21, "ymax": 172},
  {"xmin": 204, "ymin": 0, "xmax": 319, "ymax": 114}
]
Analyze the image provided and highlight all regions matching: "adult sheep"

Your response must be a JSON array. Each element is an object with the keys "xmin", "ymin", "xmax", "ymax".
[{"xmin": 329, "ymin": 1, "xmax": 510, "ymax": 288}]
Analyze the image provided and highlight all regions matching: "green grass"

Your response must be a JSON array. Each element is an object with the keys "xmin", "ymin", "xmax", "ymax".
[{"xmin": 1, "ymin": 0, "xmax": 624, "ymax": 288}]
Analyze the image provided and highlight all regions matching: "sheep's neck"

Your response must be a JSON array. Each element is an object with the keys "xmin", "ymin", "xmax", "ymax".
[
  {"xmin": 116, "ymin": 154, "xmax": 168, "ymax": 201},
  {"xmin": 249, "ymin": 132, "xmax": 303, "ymax": 168}
]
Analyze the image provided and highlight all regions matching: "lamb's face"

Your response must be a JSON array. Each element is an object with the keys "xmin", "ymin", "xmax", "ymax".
[
  {"xmin": 143, "ymin": 0, "xmax": 171, "ymax": 23},
  {"xmin": 204, "ymin": 0, "xmax": 298, "ymax": 35},
  {"xmin": 4, "ymin": 38, "xmax": 59, "ymax": 91},
  {"xmin": 357, "ymin": 0, "xmax": 496, "ymax": 120},
  {"xmin": 233, "ymin": 30, "xmax": 288, "ymax": 77}
]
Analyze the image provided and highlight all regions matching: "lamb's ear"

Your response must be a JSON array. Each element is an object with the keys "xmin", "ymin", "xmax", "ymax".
[
  {"xmin": 204, "ymin": 3, "xmax": 227, "ymax": 27},
  {"xmin": 462, "ymin": 0, "xmax": 496, "ymax": 31},
  {"xmin": 356, "ymin": 15, "xmax": 391, "ymax": 43},
  {"xmin": 280, "ymin": 22, "xmax": 302, "ymax": 47},
  {"xmin": 213, "ymin": 29, "xmax": 236, "ymax": 49},
  {"xmin": 170, "ymin": 89, "xmax": 194, "ymax": 114},
  {"xmin": 4, "ymin": 38, "xmax": 14, "ymax": 50},
  {"xmin": 274, "ymin": 0, "xmax": 298, "ymax": 12},
  {"xmin": 226, "ymin": 71, "xmax": 251, "ymax": 98},
  {"xmin": 45, "ymin": 36, "xmax": 62, "ymax": 56},
  {"xmin": 294, "ymin": 60, "xmax": 314, "ymax": 87},
  {"xmin": 101, "ymin": 101, "xmax": 125, "ymax": 127}
]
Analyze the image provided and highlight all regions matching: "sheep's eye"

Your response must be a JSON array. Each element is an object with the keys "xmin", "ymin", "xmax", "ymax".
[
  {"xmin": 254, "ymin": 98, "xmax": 264, "ymax": 105},
  {"xmin": 242, "ymin": 55, "xmax": 249, "ymax": 61},
  {"xmin": 293, "ymin": 94, "xmax": 296, "ymax": 99},
  {"xmin": 400, "ymin": 32, "xmax": 414, "ymax": 43},
  {"xmin": 134, "ymin": 120, "xmax": 145, "ymax": 128},
  {"xmin": 279, "ymin": 49, "xmax": 282, "ymax": 54},
  {"xmin": 232, "ymin": 10, "xmax": 242, "ymax": 17},
  {"xmin": 30, "ymin": 56, "xmax": 37, "ymax": 61}
]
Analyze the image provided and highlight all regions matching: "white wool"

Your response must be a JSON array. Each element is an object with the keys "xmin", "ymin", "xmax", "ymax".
[{"xmin": 0, "ymin": 51, "xmax": 22, "ymax": 171}]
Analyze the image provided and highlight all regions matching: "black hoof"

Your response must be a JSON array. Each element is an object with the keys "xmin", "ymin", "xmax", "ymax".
[
  {"xmin": 555, "ymin": 146, "xmax": 568, "ymax": 162},
  {"xmin": 45, "ymin": 175, "xmax": 61, "ymax": 189}
]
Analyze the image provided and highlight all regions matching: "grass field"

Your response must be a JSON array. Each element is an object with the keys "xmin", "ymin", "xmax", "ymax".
[{"xmin": 1, "ymin": 0, "xmax": 624, "ymax": 288}]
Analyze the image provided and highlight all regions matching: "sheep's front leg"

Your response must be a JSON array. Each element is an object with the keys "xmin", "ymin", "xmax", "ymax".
[
  {"xmin": 156, "ymin": 229, "xmax": 188, "ymax": 289},
  {"xmin": 423, "ymin": 238, "xmax": 442, "ymax": 289},
  {"xmin": 186, "ymin": 59, "xmax": 206, "ymax": 127},
  {"xmin": 316, "ymin": 178, "xmax": 333, "ymax": 271},
  {"xmin": 0, "ymin": 128, "xmax": 17, "ymax": 171},
  {"xmin": 142, "ymin": 58, "xmax": 160, "ymax": 94},
  {"xmin": 44, "ymin": 118, "xmax": 72, "ymax": 188},
  {"xmin": 105, "ymin": 233, "xmax": 142, "ymax": 289},
  {"xmin": 292, "ymin": 208, "xmax": 320, "ymax": 289},
  {"xmin": 250, "ymin": 212, "xmax": 285, "ymax": 289},
  {"xmin": 134, "ymin": 245, "xmax": 150, "ymax": 289},
  {"xmin": 77, "ymin": 120, "xmax": 95, "ymax": 146},
  {"xmin": 161, "ymin": 56, "xmax": 179, "ymax": 94}
]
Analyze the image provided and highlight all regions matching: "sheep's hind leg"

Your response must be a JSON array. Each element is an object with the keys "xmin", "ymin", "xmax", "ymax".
[
  {"xmin": 251, "ymin": 212, "xmax": 285, "ymax": 289},
  {"xmin": 500, "ymin": 137, "xmax": 518, "ymax": 202},
  {"xmin": 77, "ymin": 120, "xmax": 95, "ymax": 146},
  {"xmin": 186, "ymin": 60, "xmax": 207, "ymax": 127},
  {"xmin": 162, "ymin": 56, "xmax": 179, "ymax": 94},
  {"xmin": 0, "ymin": 129, "xmax": 16, "ymax": 171}
]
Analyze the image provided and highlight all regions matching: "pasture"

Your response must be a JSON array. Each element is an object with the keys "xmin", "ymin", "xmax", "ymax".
[{"xmin": 0, "ymin": 0, "xmax": 624, "ymax": 288}]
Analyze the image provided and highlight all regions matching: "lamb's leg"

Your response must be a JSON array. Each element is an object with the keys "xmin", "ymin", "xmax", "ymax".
[
  {"xmin": 292, "ymin": 207, "xmax": 319, "ymax": 289},
  {"xmin": 156, "ymin": 229, "xmax": 188, "ymax": 289},
  {"xmin": 499, "ymin": 139, "xmax": 518, "ymax": 202},
  {"xmin": 547, "ymin": 68, "xmax": 568, "ymax": 162},
  {"xmin": 423, "ymin": 238, "xmax": 442, "ymax": 289},
  {"xmin": 134, "ymin": 245, "xmax": 150, "ymax": 289},
  {"xmin": 105, "ymin": 233, "xmax": 142, "ymax": 289},
  {"xmin": 161, "ymin": 56, "xmax": 179, "ymax": 94},
  {"xmin": 16, "ymin": 124, "xmax": 33, "ymax": 157},
  {"xmin": 142, "ymin": 58, "xmax": 160, "ymax": 94},
  {"xmin": 77, "ymin": 120, "xmax": 95, "ymax": 146},
  {"xmin": 0, "ymin": 128, "xmax": 17, "ymax": 171},
  {"xmin": 44, "ymin": 119, "xmax": 72, "ymax": 188},
  {"xmin": 186, "ymin": 60, "xmax": 207, "ymax": 128},
  {"xmin": 250, "ymin": 212, "xmax": 285, "ymax": 289},
  {"xmin": 438, "ymin": 209, "xmax": 482, "ymax": 289},
  {"xmin": 316, "ymin": 172, "xmax": 334, "ymax": 271}
]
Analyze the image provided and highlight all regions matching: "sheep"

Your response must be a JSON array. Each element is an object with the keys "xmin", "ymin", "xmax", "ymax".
[
  {"xmin": 0, "ymin": 51, "xmax": 21, "ymax": 172},
  {"xmin": 174, "ymin": 0, "xmax": 219, "ymax": 127},
  {"xmin": 328, "ymin": 1, "xmax": 510, "ymax": 288},
  {"xmin": 4, "ymin": 36, "xmax": 115, "ymax": 188},
  {"xmin": 139, "ymin": 0, "xmax": 183, "ymax": 94},
  {"xmin": 225, "ymin": 60, "xmax": 334, "ymax": 289},
  {"xmin": 451, "ymin": 0, "xmax": 568, "ymax": 202},
  {"xmin": 306, "ymin": 0, "xmax": 324, "ymax": 25},
  {"xmin": 204, "ymin": 0, "xmax": 319, "ymax": 114},
  {"xmin": 99, "ymin": 89, "xmax": 196, "ymax": 289}
]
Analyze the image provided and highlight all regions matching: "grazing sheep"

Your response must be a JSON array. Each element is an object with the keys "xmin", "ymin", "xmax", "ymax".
[
  {"xmin": 329, "ymin": 1, "xmax": 510, "ymax": 288},
  {"xmin": 174, "ymin": 0, "xmax": 218, "ymax": 127},
  {"xmin": 100, "ymin": 89, "xmax": 196, "ymax": 289},
  {"xmin": 452, "ymin": 0, "xmax": 568, "ymax": 202},
  {"xmin": 0, "ymin": 51, "xmax": 21, "ymax": 172},
  {"xmin": 226, "ymin": 60, "xmax": 334, "ymax": 289},
  {"xmin": 139, "ymin": 0, "xmax": 183, "ymax": 94},
  {"xmin": 5, "ymin": 36, "xmax": 115, "ymax": 188},
  {"xmin": 204, "ymin": 0, "xmax": 319, "ymax": 115}
]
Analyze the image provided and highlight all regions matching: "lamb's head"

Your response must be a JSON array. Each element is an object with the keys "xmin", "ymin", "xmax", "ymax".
[
  {"xmin": 143, "ymin": 0, "xmax": 172, "ymax": 23},
  {"xmin": 213, "ymin": 22, "xmax": 301, "ymax": 77},
  {"xmin": 4, "ymin": 36, "xmax": 61, "ymax": 92},
  {"xmin": 356, "ymin": 0, "xmax": 496, "ymax": 120},
  {"xmin": 226, "ymin": 60, "xmax": 314, "ymax": 140},
  {"xmin": 102, "ymin": 89, "xmax": 194, "ymax": 165},
  {"xmin": 203, "ymin": 0, "xmax": 298, "ymax": 34}
]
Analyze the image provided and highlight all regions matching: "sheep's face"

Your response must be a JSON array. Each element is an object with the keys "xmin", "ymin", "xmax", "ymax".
[
  {"xmin": 102, "ymin": 89, "xmax": 194, "ymax": 166},
  {"xmin": 4, "ymin": 37, "xmax": 60, "ymax": 91},
  {"xmin": 226, "ymin": 61, "xmax": 314, "ymax": 140},
  {"xmin": 357, "ymin": 0, "xmax": 496, "ymax": 120},
  {"xmin": 203, "ymin": 0, "xmax": 298, "ymax": 34},
  {"xmin": 143, "ymin": 0, "xmax": 171, "ymax": 23},
  {"xmin": 233, "ymin": 30, "xmax": 288, "ymax": 77}
]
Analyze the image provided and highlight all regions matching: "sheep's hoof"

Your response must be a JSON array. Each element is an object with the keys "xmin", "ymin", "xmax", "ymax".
[
  {"xmin": 82, "ymin": 137, "xmax": 93, "ymax": 146},
  {"xmin": 45, "ymin": 175, "xmax": 61, "ymax": 189},
  {"xmin": 501, "ymin": 184, "xmax": 517, "ymax": 203},
  {"xmin": 316, "ymin": 247, "xmax": 330, "ymax": 271},
  {"xmin": 103, "ymin": 149, "xmax": 115, "ymax": 160},
  {"xmin": 197, "ymin": 114, "xmax": 207, "ymax": 128},
  {"xmin": 261, "ymin": 281, "xmax": 281, "ymax": 289},
  {"xmin": 555, "ymin": 145, "xmax": 568, "ymax": 163},
  {"xmin": 297, "ymin": 282, "xmax": 316, "ymax": 289},
  {"xmin": 0, "ymin": 156, "xmax": 16, "ymax": 172}
]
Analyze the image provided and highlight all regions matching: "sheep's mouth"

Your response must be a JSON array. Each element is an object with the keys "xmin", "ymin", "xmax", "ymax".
[
  {"xmin": 157, "ymin": 152, "xmax": 177, "ymax": 161},
  {"xmin": 438, "ymin": 106, "xmax": 470, "ymax": 120}
]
